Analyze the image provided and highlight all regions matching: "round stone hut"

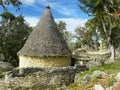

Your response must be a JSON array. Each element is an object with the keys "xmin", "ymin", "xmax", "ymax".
[{"xmin": 17, "ymin": 5, "xmax": 71, "ymax": 68}]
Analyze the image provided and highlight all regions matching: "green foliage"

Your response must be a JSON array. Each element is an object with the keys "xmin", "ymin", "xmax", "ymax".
[
  {"xmin": 0, "ymin": 0, "xmax": 21, "ymax": 11},
  {"xmin": 0, "ymin": 12, "xmax": 15, "ymax": 21},
  {"xmin": 78, "ymin": 0, "xmax": 120, "ymax": 61},
  {"xmin": 0, "ymin": 66, "xmax": 7, "ymax": 78},
  {"xmin": 74, "ymin": 41, "xmax": 81, "ymax": 49},
  {"xmin": 56, "ymin": 20, "xmax": 73, "ymax": 50},
  {"xmin": 56, "ymin": 21, "xmax": 72, "ymax": 43},
  {"xmin": 78, "ymin": 0, "xmax": 120, "ymax": 16},
  {"xmin": 0, "ymin": 12, "xmax": 32, "ymax": 66},
  {"xmin": 0, "ymin": 72, "xmax": 5, "ymax": 78},
  {"xmin": 57, "ymin": 21, "xmax": 66, "ymax": 33},
  {"xmin": 74, "ymin": 20, "xmax": 101, "ymax": 50}
]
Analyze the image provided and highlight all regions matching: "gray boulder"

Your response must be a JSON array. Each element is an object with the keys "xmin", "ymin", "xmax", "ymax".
[
  {"xmin": 93, "ymin": 70, "xmax": 107, "ymax": 79},
  {"xmin": 0, "ymin": 61, "xmax": 14, "ymax": 74},
  {"xmin": 94, "ymin": 84, "xmax": 104, "ymax": 90},
  {"xmin": 116, "ymin": 72, "xmax": 120, "ymax": 81},
  {"xmin": 87, "ymin": 56, "xmax": 105, "ymax": 68}
]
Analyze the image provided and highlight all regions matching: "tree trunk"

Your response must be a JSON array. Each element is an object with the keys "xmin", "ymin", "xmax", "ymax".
[
  {"xmin": 110, "ymin": 42, "xmax": 115, "ymax": 62},
  {"xmin": 105, "ymin": 8, "xmax": 115, "ymax": 61}
]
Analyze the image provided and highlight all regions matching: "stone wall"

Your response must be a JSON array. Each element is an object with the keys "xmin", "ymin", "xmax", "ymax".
[
  {"xmin": 19, "ymin": 55, "xmax": 71, "ymax": 68},
  {"xmin": 5, "ymin": 65, "xmax": 87, "ymax": 89},
  {"xmin": 86, "ymin": 50, "xmax": 110, "ymax": 55}
]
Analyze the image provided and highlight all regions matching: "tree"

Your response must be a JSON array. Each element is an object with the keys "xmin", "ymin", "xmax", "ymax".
[
  {"xmin": 0, "ymin": 0, "xmax": 21, "ymax": 11},
  {"xmin": 56, "ymin": 21, "xmax": 74, "ymax": 51},
  {"xmin": 78, "ymin": 0, "xmax": 120, "ymax": 61},
  {"xmin": 56, "ymin": 21, "xmax": 73, "ymax": 43},
  {"xmin": 0, "ymin": 12, "xmax": 32, "ymax": 66},
  {"xmin": 75, "ymin": 21, "xmax": 100, "ymax": 50},
  {"xmin": 57, "ymin": 21, "xmax": 66, "ymax": 33},
  {"xmin": 0, "ymin": 11, "xmax": 15, "ymax": 21}
]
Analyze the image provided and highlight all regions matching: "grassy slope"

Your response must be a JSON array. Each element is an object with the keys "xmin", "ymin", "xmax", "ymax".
[
  {"xmin": 80, "ymin": 57, "xmax": 120, "ymax": 77},
  {"xmin": 68, "ymin": 57, "xmax": 120, "ymax": 90}
]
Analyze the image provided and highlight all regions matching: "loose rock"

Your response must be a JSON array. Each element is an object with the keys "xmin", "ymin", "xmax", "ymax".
[
  {"xmin": 83, "ymin": 74, "xmax": 91, "ymax": 84},
  {"xmin": 116, "ymin": 72, "xmax": 120, "ymax": 81},
  {"xmin": 94, "ymin": 84, "xmax": 104, "ymax": 90},
  {"xmin": 93, "ymin": 70, "xmax": 107, "ymax": 79}
]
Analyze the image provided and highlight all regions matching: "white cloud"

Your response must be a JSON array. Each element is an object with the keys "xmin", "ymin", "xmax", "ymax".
[
  {"xmin": 25, "ymin": 16, "xmax": 39, "ymax": 26},
  {"xmin": 21, "ymin": 0, "xmax": 78, "ymax": 17},
  {"xmin": 49, "ymin": 3, "xmax": 78, "ymax": 17},
  {"xmin": 21, "ymin": 0, "xmax": 35, "ymax": 5},
  {"xmin": 25, "ymin": 16, "xmax": 87, "ymax": 34},
  {"xmin": 55, "ymin": 18, "xmax": 87, "ymax": 34}
]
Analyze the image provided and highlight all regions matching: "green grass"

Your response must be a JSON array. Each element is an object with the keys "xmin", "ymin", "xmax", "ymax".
[
  {"xmin": 0, "ymin": 66, "xmax": 7, "ymax": 78},
  {"xmin": 68, "ymin": 57, "xmax": 120, "ymax": 90},
  {"xmin": 0, "ymin": 72, "xmax": 5, "ymax": 78},
  {"xmin": 80, "ymin": 57, "xmax": 120, "ymax": 78}
]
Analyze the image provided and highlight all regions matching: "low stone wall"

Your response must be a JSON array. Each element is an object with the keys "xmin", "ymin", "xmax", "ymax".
[
  {"xmin": 19, "ymin": 55, "xmax": 71, "ymax": 68},
  {"xmin": 86, "ymin": 50, "xmax": 110, "ymax": 55},
  {"xmin": 5, "ymin": 65, "xmax": 87, "ymax": 89}
]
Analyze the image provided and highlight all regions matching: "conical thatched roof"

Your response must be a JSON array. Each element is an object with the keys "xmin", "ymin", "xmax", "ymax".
[{"xmin": 17, "ymin": 5, "xmax": 71, "ymax": 57}]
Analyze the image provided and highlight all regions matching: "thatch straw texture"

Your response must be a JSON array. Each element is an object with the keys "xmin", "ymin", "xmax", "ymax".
[{"xmin": 18, "ymin": 6, "xmax": 71, "ymax": 57}]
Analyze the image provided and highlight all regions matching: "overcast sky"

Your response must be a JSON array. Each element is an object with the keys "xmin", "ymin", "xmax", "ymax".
[{"xmin": 0, "ymin": 0, "xmax": 92, "ymax": 33}]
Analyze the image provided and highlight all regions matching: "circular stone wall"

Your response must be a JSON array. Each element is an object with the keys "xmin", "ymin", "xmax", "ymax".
[{"xmin": 19, "ymin": 55, "xmax": 71, "ymax": 68}]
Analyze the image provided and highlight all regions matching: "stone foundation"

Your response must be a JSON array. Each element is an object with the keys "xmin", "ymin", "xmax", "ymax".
[
  {"xmin": 19, "ymin": 55, "xmax": 71, "ymax": 68},
  {"xmin": 5, "ymin": 65, "xmax": 87, "ymax": 89}
]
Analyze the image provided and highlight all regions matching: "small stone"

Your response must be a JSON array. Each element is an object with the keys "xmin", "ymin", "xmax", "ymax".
[
  {"xmin": 83, "ymin": 74, "xmax": 91, "ymax": 83},
  {"xmin": 74, "ymin": 73, "xmax": 80, "ymax": 82},
  {"xmin": 116, "ymin": 72, "xmax": 120, "ymax": 81},
  {"xmin": 61, "ymin": 83, "xmax": 66, "ymax": 90},
  {"xmin": 106, "ymin": 86, "xmax": 113, "ymax": 90},
  {"xmin": 94, "ymin": 84, "xmax": 104, "ymax": 90},
  {"xmin": 56, "ymin": 88, "xmax": 61, "ymax": 90},
  {"xmin": 19, "ymin": 69, "xmax": 24, "ymax": 76}
]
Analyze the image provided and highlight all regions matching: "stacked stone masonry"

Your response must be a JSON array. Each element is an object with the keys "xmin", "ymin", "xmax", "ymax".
[{"xmin": 5, "ymin": 65, "xmax": 87, "ymax": 89}]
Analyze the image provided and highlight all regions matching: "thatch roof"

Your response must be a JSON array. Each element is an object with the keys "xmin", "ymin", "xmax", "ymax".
[{"xmin": 17, "ymin": 5, "xmax": 71, "ymax": 57}]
